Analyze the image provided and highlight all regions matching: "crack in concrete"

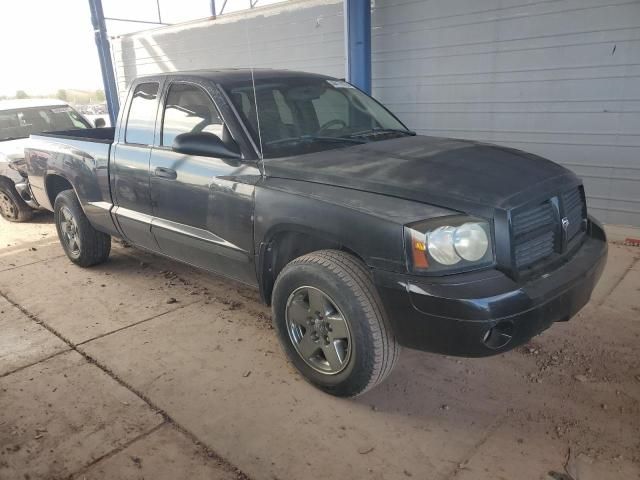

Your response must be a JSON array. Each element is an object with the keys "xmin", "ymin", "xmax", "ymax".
[
  {"xmin": 0, "ymin": 254, "xmax": 65, "ymax": 273},
  {"xmin": 65, "ymin": 422, "xmax": 167, "ymax": 480},
  {"xmin": 1, "ymin": 299, "xmax": 200, "ymax": 377},
  {"xmin": 75, "ymin": 299, "xmax": 202, "ymax": 346},
  {"xmin": 442, "ymin": 416, "xmax": 505, "ymax": 480},
  {"xmin": 0, "ymin": 289, "xmax": 252, "ymax": 480},
  {"xmin": 597, "ymin": 256, "xmax": 639, "ymax": 307},
  {"xmin": 0, "ymin": 348, "xmax": 71, "ymax": 379},
  {"xmin": 0, "ymin": 240, "xmax": 60, "ymax": 256}
]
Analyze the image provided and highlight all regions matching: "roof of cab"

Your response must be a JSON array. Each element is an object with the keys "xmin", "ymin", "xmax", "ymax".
[
  {"xmin": 0, "ymin": 98, "xmax": 70, "ymax": 111},
  {"xmin": 138, "ymin": 68, "xmax": 335, "ymax": 85}
]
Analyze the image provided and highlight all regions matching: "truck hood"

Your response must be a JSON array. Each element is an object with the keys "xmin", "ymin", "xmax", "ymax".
[{"xmin": 263, "ymin": 135, "xmax": 578, "ymax": 214}]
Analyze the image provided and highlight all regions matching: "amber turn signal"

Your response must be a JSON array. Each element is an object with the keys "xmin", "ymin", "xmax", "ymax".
[{"xmin": 410, "ymin": 230, "xmax": 429, "ymax": 269}]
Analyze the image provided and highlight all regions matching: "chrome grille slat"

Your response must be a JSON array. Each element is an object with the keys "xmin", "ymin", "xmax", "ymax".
[
  {"xmin": 514, "ymin": 231, "xmax": 555, "ymax": 269},
  {"xmin": 510, "ymin": 186, "xmax": 587, "ymax": 273},
  {"xmin": 562, "ymin": 187, "xmax": 586, "ymax": 242},
  {"xmin": 512, "ymin": 203, "xmax": 555, "ymax": 238},
  {"xmin": 512, "ymin": 201, "xmax": 556, "ymax": 269}
]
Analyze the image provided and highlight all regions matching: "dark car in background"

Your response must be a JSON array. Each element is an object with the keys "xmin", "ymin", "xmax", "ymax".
[{"xmin": 22, "ymin": 70, "xmax": 607, "ymax": 397}]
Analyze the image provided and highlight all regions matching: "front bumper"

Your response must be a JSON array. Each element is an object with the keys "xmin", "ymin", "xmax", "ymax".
[{"xmin": 374, "ymin": 219, "xmax": 608, "ymax": 357}]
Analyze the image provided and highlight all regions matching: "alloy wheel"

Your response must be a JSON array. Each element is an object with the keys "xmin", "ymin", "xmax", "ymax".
[
  {"xmin": 285, "ymin": 286, "xmax": 352, "ymax": 375},
  {"xmin": 59, "ymin": 206, "xmax": 81, "ymax": 255}
]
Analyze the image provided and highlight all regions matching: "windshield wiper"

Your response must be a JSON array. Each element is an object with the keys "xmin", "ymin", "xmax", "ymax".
[
  {"xmin": 347, "ymin": 128, "xmax": 416, "ymax": 138},
  {"xmin": 264, "ymin": 135, "xmax": 368, "ymax": 146}
]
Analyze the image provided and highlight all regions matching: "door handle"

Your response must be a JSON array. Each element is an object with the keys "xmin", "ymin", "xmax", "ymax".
[{"xmin": 154, "ymin": 167, "xmax": 177, "ymax": 180}]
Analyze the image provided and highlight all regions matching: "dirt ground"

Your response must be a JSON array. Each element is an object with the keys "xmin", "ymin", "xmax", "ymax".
[{"xmin": 0, "ymin": 212, "xmax": 638, "ymax": 480}]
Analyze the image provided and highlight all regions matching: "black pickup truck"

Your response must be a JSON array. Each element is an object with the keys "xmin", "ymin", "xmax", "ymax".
[{"xmin": 24, "ymin": 70, "xmax": 607, "ymax": 397}]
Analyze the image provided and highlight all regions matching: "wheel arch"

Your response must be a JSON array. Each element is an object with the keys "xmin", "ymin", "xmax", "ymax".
[
  {"xmin": 45, "ymin": 173, "xmax": 76, "ymax": 210},
  {"xmin": 0, "ymin": 174, "xmax": 14, "ymax": 186},
  {"xmin": 257, "ymin": 224, "xmax": 368, "ymax": 305}
]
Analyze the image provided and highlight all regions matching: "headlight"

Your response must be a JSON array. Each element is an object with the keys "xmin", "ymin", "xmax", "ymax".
[
  {"xmin": 427, "ymin": 226, "xmax": 460, "ymax": 265},
  {"xmin": 453, "ymin": 223, "xmax": 489, "ymax": 261},
  {"xmin": 405, "ymin": 217, "xmax": 493, "ymax": 274}
]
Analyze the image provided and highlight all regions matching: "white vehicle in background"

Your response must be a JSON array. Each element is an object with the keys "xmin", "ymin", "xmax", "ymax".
[
  {"xmin": 83, "ymin": 113, "xmax": 110, "ymax": 128},
  {"xmin": 0, "ymin": 98, "xmax": 102, "ymax": 222},
  {"xmin": 77, "ymin": 103, "xmax": 111, "ymax": 129}
]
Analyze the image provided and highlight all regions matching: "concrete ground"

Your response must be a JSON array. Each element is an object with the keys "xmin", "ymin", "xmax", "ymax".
[{"xmin": 1, "ymin": 213, "xmax": 638, "ymax": 480}]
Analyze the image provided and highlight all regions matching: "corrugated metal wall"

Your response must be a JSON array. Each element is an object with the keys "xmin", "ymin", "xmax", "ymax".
[
  {"xmin": 112, "ymin": 0, "xmax": 640, "ymax": 226},
  {"xmin": 372, "ymin": 0, "xmax": 640, "ymax": 227}
]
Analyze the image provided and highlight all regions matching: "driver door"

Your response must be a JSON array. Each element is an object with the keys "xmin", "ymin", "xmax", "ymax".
[{"xmin": 149, "ymin": 80, "xmax": 259, "ymax": 285}]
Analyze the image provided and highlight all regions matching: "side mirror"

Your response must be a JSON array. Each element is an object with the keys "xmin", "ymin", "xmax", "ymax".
[
  {"xmin": 94, "ymin": 118, "xmax": 106, "ymax": 128},
  {"xmin": 172, "ymin": 132, "xmax": 241, "ymax": 160}
]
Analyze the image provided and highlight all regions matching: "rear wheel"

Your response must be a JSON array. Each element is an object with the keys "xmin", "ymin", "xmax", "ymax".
[
  {"xmin": 272, "ymin": 250, "xmax": 399, "ymax": 397},
  {"xmin": 0, "ymin": 179, "xmax": 33, "ymax": 222},
  {"xmin": 54, "ymin": 190, "xmax": 111, "ymax": 267}
]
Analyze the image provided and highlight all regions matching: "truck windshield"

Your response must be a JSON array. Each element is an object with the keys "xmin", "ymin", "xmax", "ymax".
[
  {"xmin": 222, "ymin": 77, "xmax": 413, "ymax": 158},
  {"xmin": 0, "ymin": 106, "xmax": 91, "ymax": 142}
]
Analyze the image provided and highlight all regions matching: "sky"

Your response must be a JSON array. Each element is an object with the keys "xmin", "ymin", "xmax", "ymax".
[{"xmin": 0, "ymin": 0, "xmax": 284, "ymax": 97}]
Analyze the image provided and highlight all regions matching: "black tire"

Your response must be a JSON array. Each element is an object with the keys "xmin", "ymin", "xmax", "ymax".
[
  {"xmin": 0, "ymin": 178, "xmax": 33, "ymax": 222},
  {"xmin": 272, "ymin": 250, "xmax": 399, "ymax": 397},
  {"xmin": 54, "ymin": 190, "xmax": 111, "ymax": 267}
]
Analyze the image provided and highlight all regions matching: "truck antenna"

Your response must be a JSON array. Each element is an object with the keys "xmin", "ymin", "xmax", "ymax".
[{"xmin": 245, "ymin": 25, "xmax": 264, "ymax": 159}]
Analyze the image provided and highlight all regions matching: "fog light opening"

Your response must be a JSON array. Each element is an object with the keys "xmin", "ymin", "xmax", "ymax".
[{"xmin": 482, "ymin": 320, "xmax": 515, "ymax": 350}]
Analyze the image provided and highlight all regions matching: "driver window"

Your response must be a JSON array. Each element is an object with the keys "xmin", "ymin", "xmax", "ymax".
[{"xmin": 161, "ymin": 83, "xmax": 224, "ymax": 146}]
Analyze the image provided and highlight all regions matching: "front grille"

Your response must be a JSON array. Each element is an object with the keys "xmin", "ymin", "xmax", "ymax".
[
  {"xmin": 562, "ymin": 187, "xmax": 586, "ymax": 242},
  {"xmin": 512, "ymin": 201, "xmax": 557, "ymax": 269},
  {"xmin": 510, "ymin": 185, "xmax": 587, "ymax": 272}
]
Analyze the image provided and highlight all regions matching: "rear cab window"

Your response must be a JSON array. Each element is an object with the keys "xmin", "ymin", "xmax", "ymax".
[{"xmin": 125, "ymin": 82, "xmax": 159, "ymax": 145}]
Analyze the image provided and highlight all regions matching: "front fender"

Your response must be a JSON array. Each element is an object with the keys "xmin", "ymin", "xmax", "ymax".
[
  {"xmin": 255, "ymin": 188, "xmax": 403, "ymax": 273},
  {"xmin": 254, "ymin": 178, "xmax": 457, "ymax": 273}
]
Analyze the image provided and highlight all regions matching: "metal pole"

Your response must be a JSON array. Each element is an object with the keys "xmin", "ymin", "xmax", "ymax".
[
  {"xmin": 344, "ymin": 0, "xmax": 371, "ymax": 94},
  {"xmin": 88, "ymin": 0, "xmax": 119, "ymax": 125},
  {"xmin": 211, "ymin": 0, "xmax": 216, "ymax": 16}
]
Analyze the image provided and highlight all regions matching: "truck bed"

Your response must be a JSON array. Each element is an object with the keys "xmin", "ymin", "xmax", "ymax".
[
  {"xmin": 34, "ymin": 127, "xmax": 115, "ymax": 143},
  {"xmin": 25, "ymin": 128, "xmax": 117, "ymax": 236}
]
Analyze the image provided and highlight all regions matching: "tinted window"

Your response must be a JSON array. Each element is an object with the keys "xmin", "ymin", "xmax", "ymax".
[
  {"xmin": 222, "ymin": 77, "xmax": 409, "ymax": 158},
  {"xmin": 125, "ymin": 82, "xmax": 159, "ymax": 145},
  {"xmin": 312, "ymin": 88, "xmax": 349, "ymax": 127},
  {"xmin": 273, "ymin": 90, "xmax": 294, "ymax": 125},
  {"xmin": 161, "ymin": 83, "xmax": 223, "ymax": 146}
]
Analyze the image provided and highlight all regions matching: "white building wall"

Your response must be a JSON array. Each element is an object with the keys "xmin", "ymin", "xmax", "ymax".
[
  {"xmin": 111, "ymin": 0, "xmax": 346, "ymax": 92},
  {"xmin": 112, "ymin": 0, "xmax": 640, "ymax": 226}
]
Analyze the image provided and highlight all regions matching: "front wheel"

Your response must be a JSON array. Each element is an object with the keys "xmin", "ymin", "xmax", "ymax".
[
  {"xmin": 54, "ymin": 190, "xmax": 111, "ymax": 267},
  {"xmin": 0, "ymin": 179, "xmax": 33, "ymax": 222},
  {"xmin": 272, "ymin": 250, "xmax": 399, "ymax": 397}
]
